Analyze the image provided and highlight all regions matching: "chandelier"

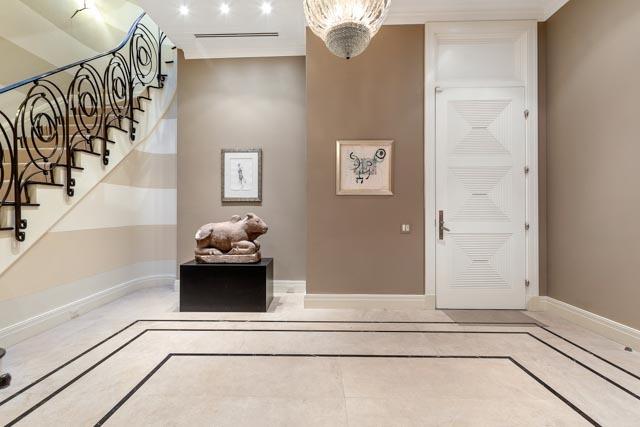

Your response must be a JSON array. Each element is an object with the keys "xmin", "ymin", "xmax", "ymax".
[{"xmin": 303, "ymin": 0, "xmax": 392, "ymax": 59}]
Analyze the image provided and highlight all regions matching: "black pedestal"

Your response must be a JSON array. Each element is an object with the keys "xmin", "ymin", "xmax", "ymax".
[{"xmin": 180, "ymin": 258, "xmax": 273, "ymax": 312}]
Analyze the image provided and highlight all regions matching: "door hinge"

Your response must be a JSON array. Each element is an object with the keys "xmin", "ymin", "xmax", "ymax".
[
  {"xmin": 525, "ymin": 279, "xmax": 530, "ymax": 287},
  {"xmin": 524, "ymin": 165, "xmax": 530, "ymax": 174},
  {"xmin": 525, "ymin": 222, "xmax": 530, "ymax": 231},
  {"xmin": 435, "ymin": 87, "xmax": 443, "ymax": 93},
  {"xmin": 524, "ymin": 109, "xmax": 530, "ymax": 119}
]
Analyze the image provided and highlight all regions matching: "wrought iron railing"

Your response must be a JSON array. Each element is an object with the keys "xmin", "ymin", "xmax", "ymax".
[{"xmin": 0, "ymin": 12, "xmax": 169, "ymax": 242}]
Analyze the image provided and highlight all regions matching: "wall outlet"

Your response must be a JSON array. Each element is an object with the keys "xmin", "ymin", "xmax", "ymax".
[{"xmin": 401, "ymin": 224, "xmax": 411, "ymax": 233}]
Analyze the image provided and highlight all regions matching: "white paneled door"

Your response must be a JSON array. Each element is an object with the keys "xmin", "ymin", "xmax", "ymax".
[{"xmin": 435, "ymin": 88, "xmax": 526, "ymax": 309}]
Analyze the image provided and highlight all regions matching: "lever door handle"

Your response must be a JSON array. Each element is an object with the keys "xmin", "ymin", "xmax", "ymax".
[{"xmin": 438, "ymin": 210, "xmax": 450, "ymax": 240}]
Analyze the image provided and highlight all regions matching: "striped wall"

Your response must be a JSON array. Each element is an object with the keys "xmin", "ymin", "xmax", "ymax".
[{"xmin": 0, "ymin": 2, "xmax": 177, "ymax": 346}]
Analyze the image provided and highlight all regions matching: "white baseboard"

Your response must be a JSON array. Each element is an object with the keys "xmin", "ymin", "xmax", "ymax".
[
  {"xmin": 528, "ymin": 296, "xmax": 640, "ymax": 350},
  {"xmin": 274, "ymin": 280, "xmax": 306, "ymax": 294},
  {"xmin": 0, "ymin": 274, "xmax": 174, "ymax": 348},
  {"xmin": 305, "ymin": 293, "xmax": 436, "ymax": 310}
]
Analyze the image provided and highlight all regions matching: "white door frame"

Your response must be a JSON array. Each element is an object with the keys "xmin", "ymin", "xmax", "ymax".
[{"xmin": 424, "ymin": 21, "xmax": 539, "ymax": 308}]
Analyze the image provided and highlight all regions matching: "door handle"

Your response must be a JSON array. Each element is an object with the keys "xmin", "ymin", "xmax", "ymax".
[{"xmin": 439, "ymin": 210, "xmax": 450, "ymax": 240}]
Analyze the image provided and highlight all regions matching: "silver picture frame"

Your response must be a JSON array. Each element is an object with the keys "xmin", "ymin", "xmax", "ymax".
[{"xmin": 221, "ymin": 148, "xmax": 263, "ymax": 203}]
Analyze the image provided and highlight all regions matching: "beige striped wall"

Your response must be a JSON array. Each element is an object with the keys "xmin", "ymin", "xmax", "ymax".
[
  {"xmin": 0, "ymin": 1, "xmax": 177, "ymax": 346},
  {"xmin": 0, "ymin": 94, "xmax": 177, "ymax": 342}
]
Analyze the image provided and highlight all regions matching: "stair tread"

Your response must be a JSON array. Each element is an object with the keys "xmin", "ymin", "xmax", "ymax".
[
  {"xmin": 24, "ymin": 181, "xmax": 64, "ymax": 187},
  {"xmin": 2, "ymin": 202, "xmax": 40, "ymax": 207},
  {"xmin": 73, "ymin": 149, "xmax": 101, "ymax": 156}
]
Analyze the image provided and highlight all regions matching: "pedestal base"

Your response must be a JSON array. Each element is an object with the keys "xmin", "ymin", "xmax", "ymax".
[
  {"xmin": 195, "ymin": 252, "xmax": 261, "ymax": 264},
  {"xmin": 180, "ymin": 258, "xmax": 273, "ymax": 312},
  {"xmin": 0, "ymin": 347, "xmax": 9, "ymax": 390},
  {"xmin": 0, "ymin": 374, "xmax": 10, "ymax": 390}
]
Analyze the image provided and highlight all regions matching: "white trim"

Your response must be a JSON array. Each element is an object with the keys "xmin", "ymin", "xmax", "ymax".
[
  {"xmin": 385, "ymin": 0, "xmax": 570, "ymax": 24},
  {"xmin": 424, "ymin": 21, "xmax": 539, "ymax": 309},
  {"xmin": 528, "ymin": 296, "xmax": 640, "ymax": 350},
  {"xmin": 305, "ymin": 294, "xmax": 436, "ymax": 310},
  {"xmin": 542, "ymin": 0, "xmax": 571, "ymax": 20},
  {"xmin": 274, "ymin": 280, "xmax": 306, "ymax": 294},
  {"xmin": 0, "ymin": 274, "xmax": 174, "ymax": 348},
  {"xmin": 388, "ymin": 9, "xmax": 541, "ymax": 25}
]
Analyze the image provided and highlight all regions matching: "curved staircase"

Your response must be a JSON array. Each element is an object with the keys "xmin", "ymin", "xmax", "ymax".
[{"xmin": 0, "ymin": 12, "xmax": 175, "ymax": 274}]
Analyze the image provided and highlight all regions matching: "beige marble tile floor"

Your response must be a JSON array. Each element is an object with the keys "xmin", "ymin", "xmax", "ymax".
[{"xmin": 0, "ymin": 286, "xmax": 639, "ymax": 426}]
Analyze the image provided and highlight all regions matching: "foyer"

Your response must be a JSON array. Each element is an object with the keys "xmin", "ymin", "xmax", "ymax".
[
  {"xmin": 1, "ymin": 0, "xmax": 639, "ymax": 425},
  {"xmin": 1, "ymin": 287, "xmax": 639, "ymax": 425}
]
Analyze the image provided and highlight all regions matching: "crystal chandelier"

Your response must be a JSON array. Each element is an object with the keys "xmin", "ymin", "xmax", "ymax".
[{"xmin": 304, "ymin": 0, "xmax": 392, "ymax": 59}]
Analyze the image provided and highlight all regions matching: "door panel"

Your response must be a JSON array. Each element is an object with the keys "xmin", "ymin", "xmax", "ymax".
[{"xmin": 436, "ymin": 88, "xmax": 526, "ymax": 309}]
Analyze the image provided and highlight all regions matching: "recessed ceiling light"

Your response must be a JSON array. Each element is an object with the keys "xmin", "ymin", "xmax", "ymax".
[
  {"xmin": 260, "ymin": 2, "xmax": 272, "ymax": 15},
  {"xmin": 220, "ymin": 2, "xmax": 230, "ymax": 15},
  {"xmin": 179, "ymin": 4, "xmax": 189, "ymax": 15}
]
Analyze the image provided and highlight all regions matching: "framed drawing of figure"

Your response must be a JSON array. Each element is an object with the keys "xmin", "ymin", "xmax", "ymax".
[
  {"xmin": 336, "ymin": 140, "xmax": 394, "ymax": 195},
  {"xmin": 221, "ymin": 148, "xmax": 262, "ymax": 202}
]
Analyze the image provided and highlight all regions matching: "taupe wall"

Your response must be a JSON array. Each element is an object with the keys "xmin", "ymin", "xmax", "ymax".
[
  {"xmin": 306, "ymin": 26, "xmax": 424, "ymax": 295},
  {"xmin": 545, "ymin": 0, "xmax": 640, "ymax": 328},
  {"xmin": 177, "ymin": 53, "xmax": 307, "ymax": 280},
  {"xmin": 538, "ymin": 21, "xmax": 548, "ymax": 297}
]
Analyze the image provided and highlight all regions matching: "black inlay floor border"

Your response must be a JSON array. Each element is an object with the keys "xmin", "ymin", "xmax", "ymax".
[
  {"xmin": 1, "ymin": 320, "xmax": 638, "ymax": 405},
  {"xmin": 0, "ymin": 320, "xmax": 540, "ymax": 407},
  {"xmin": 2, "ymin": 320, "xmax": 638, "ymax": 426},
  {"xmin": 94, "ymin": 353, "xmax": 600, "ymax": 427},
  {"xmin": 3, "ymin": 327, "xmax": 639, "ymax": 426}
]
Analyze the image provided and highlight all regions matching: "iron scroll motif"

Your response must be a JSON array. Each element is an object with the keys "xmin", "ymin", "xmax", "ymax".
[
  {"xmin": 0, "ymin": 13, "xmax": 168, "ymax": 241},
  {"xmin": 349, "ymin": 148, "xmax": 387, "ymax": 184}
]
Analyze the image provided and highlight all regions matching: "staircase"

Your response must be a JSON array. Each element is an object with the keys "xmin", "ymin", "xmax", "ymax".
[{"xmin": 0, "ymin": 13, "xmax": 175, "ymax": 271}]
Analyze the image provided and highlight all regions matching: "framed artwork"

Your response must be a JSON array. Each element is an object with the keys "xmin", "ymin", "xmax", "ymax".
[
  {"xmin": 221, "ymin": 148, "xmax": 262, "ymax": 202},
  {"xmin": 336, "ymin": 140, "xmax": 394, "ymax": 195}
]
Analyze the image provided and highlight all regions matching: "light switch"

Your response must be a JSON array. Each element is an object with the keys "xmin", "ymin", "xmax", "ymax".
[{"xmin": 401, "ymin": 224, "xmax": 411, "ymax": 233}]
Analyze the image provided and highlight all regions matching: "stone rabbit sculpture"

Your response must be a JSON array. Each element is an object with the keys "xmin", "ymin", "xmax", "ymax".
[{"xmin": 195, "ymin": 213, "xmax": 268, "ymax": 263}]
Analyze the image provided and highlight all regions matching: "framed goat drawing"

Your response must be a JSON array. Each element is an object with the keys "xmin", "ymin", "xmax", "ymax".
[{"xmin": 336, "ymin": 140, "xmax": 394, "ymax": 195}]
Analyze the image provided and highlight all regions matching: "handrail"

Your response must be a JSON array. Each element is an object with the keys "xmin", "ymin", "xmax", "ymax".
[{"xmin": 0, "ymin": 12, "xmax": 146, "ymax": 95}]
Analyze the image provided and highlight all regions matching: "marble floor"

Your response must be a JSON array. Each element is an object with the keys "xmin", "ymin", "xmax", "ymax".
[{"xmin": 1, "ymin": 286, "xmax": 639, "ymax": 426}]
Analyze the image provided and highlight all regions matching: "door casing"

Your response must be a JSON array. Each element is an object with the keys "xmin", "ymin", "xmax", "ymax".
[{"xmin": 424, "ymin": 21, "xmax": 539, "ymax": 309}]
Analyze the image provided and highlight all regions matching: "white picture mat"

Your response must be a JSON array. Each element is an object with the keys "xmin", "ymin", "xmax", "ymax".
[
  {"xmin": 223, "ymin": 152, "xmax": 259, "ymax": 199},
  {"xmin": 340, "ymin": 145, "xmax": 390, "ymax": 191}
]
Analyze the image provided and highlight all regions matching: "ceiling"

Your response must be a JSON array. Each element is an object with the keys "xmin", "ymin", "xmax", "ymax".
[{"xmin": 136, "ymin": 0, "xmax": 569, "ymax": 59}]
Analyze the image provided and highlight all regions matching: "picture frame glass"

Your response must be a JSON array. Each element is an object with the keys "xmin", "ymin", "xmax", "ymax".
[{"xmin": 223, "ymin": 150, "xmax": 261, "ymax": 201}]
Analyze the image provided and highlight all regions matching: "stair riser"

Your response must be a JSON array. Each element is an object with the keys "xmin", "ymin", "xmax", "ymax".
[{"xmin": 3, "ymin": 148, "xmax": 59, "ymax": 163}]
